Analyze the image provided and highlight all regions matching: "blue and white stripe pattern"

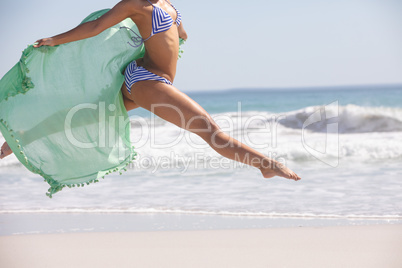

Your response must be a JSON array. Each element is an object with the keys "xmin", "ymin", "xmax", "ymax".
[
  {"xmin": 143, "ymin": 0, "xmax": 182, "ymax": 42},
  {"xmin": 124, "ymin": 61, "xmax": 172, "ymax": 93},
  {"xmin": 121, "ymin": 0, "xmax": 182, "ymax": 48},
  {"xmin": 173, "ymin": 4, "xmax": 181, "ymax": 27}
]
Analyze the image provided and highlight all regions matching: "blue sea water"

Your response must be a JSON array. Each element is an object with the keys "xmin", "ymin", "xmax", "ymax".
[
  {"xmin": 1, "ymin": 85, "xmax": 401, "ymax": 225},
  {"xmin": 133, "ymin": 84, "xmax": 402, "ymax": 116}
]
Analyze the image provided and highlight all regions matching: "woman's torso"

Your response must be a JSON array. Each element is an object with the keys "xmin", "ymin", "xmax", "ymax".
[{"xmin": 129, "ymin": 0, "xmax": 181, "ymax": 83}]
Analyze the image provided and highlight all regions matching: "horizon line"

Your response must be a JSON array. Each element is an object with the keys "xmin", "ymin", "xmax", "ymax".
[{"xmin": 185, "ymin": 83, "xmax": 402, "ymax": 94}]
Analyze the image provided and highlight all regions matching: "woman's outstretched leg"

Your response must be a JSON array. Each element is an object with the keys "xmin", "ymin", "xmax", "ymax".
[{"xmin": 123, "ymin": 81, "xmax": 301, "ymax": 181}]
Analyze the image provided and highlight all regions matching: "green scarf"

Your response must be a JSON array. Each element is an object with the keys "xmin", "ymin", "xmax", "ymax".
[{"xmin": 0, "ymin": 9, "xmax": 153, "ymax": 197}]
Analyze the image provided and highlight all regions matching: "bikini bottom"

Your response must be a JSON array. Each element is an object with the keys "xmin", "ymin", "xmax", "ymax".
[{"xmin": 124, "ymin": 60, "xmax": 172, "ymax": 93}]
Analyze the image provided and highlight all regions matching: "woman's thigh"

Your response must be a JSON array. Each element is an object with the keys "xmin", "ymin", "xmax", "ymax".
[{"xmin": 125, "ymin": 81, "xmax": 217, "ymax": 135}]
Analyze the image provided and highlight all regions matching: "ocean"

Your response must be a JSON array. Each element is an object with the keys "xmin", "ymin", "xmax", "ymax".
[{"xmin": 1, "ymin": 85, "xmax": 401, "ymax": 233}]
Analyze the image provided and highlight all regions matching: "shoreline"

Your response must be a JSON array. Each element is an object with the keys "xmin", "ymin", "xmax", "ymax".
[
  {"xmin": 0, "ymin": 212, "xmax": 400, "ymax": 236},
  {"xmin": 1, "ymin": 225, "xmax": 401, "ymax": 268}
]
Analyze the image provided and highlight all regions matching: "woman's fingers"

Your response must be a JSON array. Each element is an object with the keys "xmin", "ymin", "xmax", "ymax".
[
  {"xmin": 33, "ymin": 39, "xmax": 43, "ymax": 47},
  {"xmin": 33, "ymin": 38, "xmax": 54, "ymax": 48}
]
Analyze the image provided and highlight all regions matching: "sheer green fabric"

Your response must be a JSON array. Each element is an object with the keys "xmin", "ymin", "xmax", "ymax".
[{"xmin": 0, "ymin": 10, "xmax": 149, "ymax": 197}]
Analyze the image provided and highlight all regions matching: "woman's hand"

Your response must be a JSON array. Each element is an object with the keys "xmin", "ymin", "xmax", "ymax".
[{"xmin": 33, "ymin": 38, "xmax": 56, "ymax": 48}]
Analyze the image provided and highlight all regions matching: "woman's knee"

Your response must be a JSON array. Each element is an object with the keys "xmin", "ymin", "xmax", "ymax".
[{"xmin": 189, "ymin": 115, "xmax": 221, "ymax": 140}]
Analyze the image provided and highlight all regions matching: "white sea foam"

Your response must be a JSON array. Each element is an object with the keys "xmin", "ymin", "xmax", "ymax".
[
  {"xmin": 1, "ymin": 104, "xmax": 401, "ymax": 169},
  {"xmin": 0, "ymin": 208, "xmax": 401, "ymax": 220},
  {"xmin": 278, "ymin": 104, "xmax": 402, "ymax": 133}
]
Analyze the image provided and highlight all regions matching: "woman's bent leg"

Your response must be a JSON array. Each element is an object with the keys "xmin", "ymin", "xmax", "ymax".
[
  {"xmin": 0, "ymin": 142, "xmax": 12, "ymax": 159},
  {"xmin": 125, "ymin": 81, "xmax": 301, "ymax": 181}
]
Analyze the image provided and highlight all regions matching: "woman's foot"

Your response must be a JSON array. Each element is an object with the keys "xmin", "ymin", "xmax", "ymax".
[
  {"xmin": 0, "ymin": 142, "xmax": 12, "ymax": 159},
  {"xmin": 260, "ymin": 160, "xmax": 301, "ymax": 181}
]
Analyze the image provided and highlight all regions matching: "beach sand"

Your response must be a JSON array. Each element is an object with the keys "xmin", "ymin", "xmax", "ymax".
[{"xmin": 0, "ymin": 224, "xmax": 401, "ymax": 268}]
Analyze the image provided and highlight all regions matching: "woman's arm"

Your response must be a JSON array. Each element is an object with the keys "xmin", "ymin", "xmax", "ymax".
[{"xmin": 34, "ymin": 0, "xmax": 137, "ymax": 47}]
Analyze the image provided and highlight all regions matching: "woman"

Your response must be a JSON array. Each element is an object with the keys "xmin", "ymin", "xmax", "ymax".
[{"xmin": 1, "ymin": 0, "xmax": 301, "ymax": 182}]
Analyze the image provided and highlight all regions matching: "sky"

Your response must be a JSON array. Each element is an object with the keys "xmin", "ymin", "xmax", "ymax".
[{"xmin": 0, "ymin": 0, "xmax": 401, "ymax": 92}]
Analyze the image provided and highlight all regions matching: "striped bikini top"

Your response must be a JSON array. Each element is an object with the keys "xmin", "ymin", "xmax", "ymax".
[
  {"xmin": 121, "ymin": 0, "xmax": 182, "ymax": 48},
  {"xmin": 144, "ymin": 0, "xmax": 182, "ymax": 42}
]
